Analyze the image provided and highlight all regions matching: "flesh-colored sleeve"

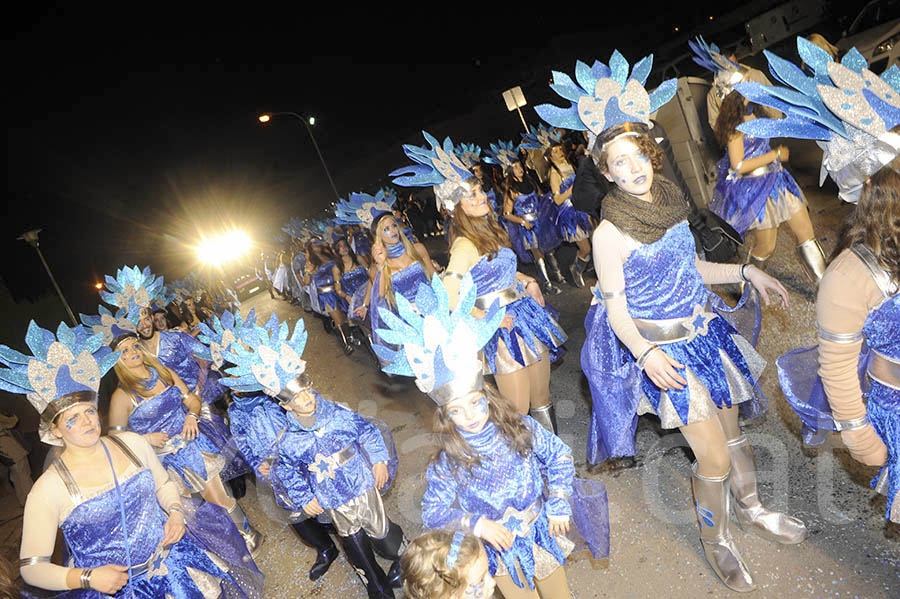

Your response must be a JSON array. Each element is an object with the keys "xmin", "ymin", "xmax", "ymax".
[
  {"xmin": 443, "ymin": 237, "xmax": 481, "ymax": 310},
  {"xmin": 695, "ymin": 258, "xmax": 742, "ymax": 285},
  {"xmin": 817, "ymin": 250, "xmax": 886, "ymax": 457},
  {"xmin": 19, "ymin": 474, "xmax": 71, "ymax": 590},
  {"xmin": 592, "ymin": 222, "xmax": 653, "ymax": 357},
  {"xmin": 119, "ymin": 432, "xmax": 183, "ymax": 513}
]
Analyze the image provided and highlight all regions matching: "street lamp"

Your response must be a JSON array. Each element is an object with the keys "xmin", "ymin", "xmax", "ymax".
[
  {"xmin": 258, "ymin": 111, "xmax": 340, "ymax": 203},
  {"xmin": 17, "ymin": 229, "xmax": 78, "ymax": 326}
]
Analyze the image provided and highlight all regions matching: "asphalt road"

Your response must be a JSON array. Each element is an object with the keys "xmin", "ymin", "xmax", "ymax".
[{"xmin": 239, "ymin": 170, "xmax": 899, "ymax": 598}]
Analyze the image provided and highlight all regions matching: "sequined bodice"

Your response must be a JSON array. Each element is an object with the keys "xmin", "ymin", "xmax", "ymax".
[
  {"xmin": 621, "ymin": 221, "xmax": 708, "ymax": 319},
  {"xmin": 513, "ymin": 192, "xmax": 539, "ymax": 216},
  {"xmin": 155, "ymin": 331, "xmax": 202, "ymax": 388},
  {"xmin": 128, "ymin": 385, "xmax": 187, "ymax": 437},
  {"xmin": 231, "ymin": 400, "xmax": 287, "ymax": 462},
  {"xmin": 469, "ymin": 247, "xmax": 517, "ymax": 295},
  {"xmin": 391, "ymin": 262, "xmax": 429, "ymax": 302},
  {"xmin": 559, "ymin": 174, "xmax": 575, "ymax": 195},
  {"xmin": 740, "ymin": 135, "xmax": 770, "ymax": 160},
  {"xmin": 340, "ymin": 266, "xmax": 369, "ymax": 296},
  {"xmin": 864, "ymin": 294, "xmax": 900, "ymax": 360},
  {"xmin": 61, "ymin": 468, "xmax": 166, "ymax": 569},
  {"xmin": 312, "ymin": 262, "xmax": 336, "ymax": 288}
]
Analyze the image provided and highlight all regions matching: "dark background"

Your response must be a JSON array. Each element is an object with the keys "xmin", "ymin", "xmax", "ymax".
[{"xmin": 4, "ymin": 2, "xmax": 867, "ymax": 314}]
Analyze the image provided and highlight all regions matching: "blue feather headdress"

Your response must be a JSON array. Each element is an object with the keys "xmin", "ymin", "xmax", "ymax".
[
  {"xmin": 0, "ymin": 321, "xmax": 120, "ymax": 445},
  {"xmin": 372, "ymin": 273, "xmax": 504, "ymax": 405},
  {"xmin": 283, "ymin": 217, "xmax": 312, "ymax": 242},
  {"xmin": 195, "ymin": 308, "xmax": 257, "ymax": 369},
  {"xmin": 219, "ymin": 314, "xmax": 311, "ymax": 399},
  {"xmin": 454, "ymin": 143, "xmax": 483, "ymax": 169},
  {"xmin": 99, "ymin": 265, "xmax": 165, "ymax": 314},
  {"xmin": 535, "ymin": 52, "xmax": 677, "ymax": 153},
  {"xmin": 483, "ymin": 140, "xmax": 521, "ymax": 172},
  {"xmin": 80, "ymin": 305, "xmax": 139, "ymax": 344},
  {"xmin": 519, "ymin": 124, "xmax": 562, "ymax": 151},
  {"xmin": 734, "ymin": 37, "xmax": 900, "ymax": 203},
  {"xmin": 390, "ymin": 131, "xmax": 475, "ymax": 211},
  {"xmin": 688, "ymin": 36, "xmax": 746, "ymax": 101},
  {"xmin": 334, "ymin": 189, "xmax": 397, "ymax": 229}
]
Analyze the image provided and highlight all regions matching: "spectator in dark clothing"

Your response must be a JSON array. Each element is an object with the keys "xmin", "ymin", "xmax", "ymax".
[{"xmin": 573, "ymin": 149, "xmax": 609, "ymax": 220}]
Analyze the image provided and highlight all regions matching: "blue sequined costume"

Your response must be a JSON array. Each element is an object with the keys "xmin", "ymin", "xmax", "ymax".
[
  {"xmin": 339, "ymin": 265, "xmax": 369, "ymax": 298},
  {"xmin": 350, "ymin": 229, "xmax": 372, "ymax": 258},
  {"xmin": 48, "ymin": 436, "xmax": 263, "ymax": 598},
  {"xmin": 468, "ymin": 247, "xmax": 567, "ymax": 374},
  {"xmin": 153, "ymin": 331, "xmax": 222, "ymax": 405},
  {"xmin": 709, "ymin": 135, "xmax": 805, "ymax": 235},
  {"xmin": 311, "ymin": 261, "xmax": 344, "ymax": 313},
  {"xmin": 422, "ymin": 417, "xmax": 574, "ymax": 589},
  {"xmin": 581, "ymin": 222, "xmax": 767, "ymax": 463},
  {"xmin": 553, "ymin": 174, "xmax": 592, "ymax": 242},
  {"xmin": 505, "ymin": 181, "xmax": 561, "ymax": 264},
  {"xmin": 370, "ymin": 262, "xmax": 429, "ymax": 364},
  {"xmin": 777, "ymin": 245, "xmax": 899, "ymax": 521}
]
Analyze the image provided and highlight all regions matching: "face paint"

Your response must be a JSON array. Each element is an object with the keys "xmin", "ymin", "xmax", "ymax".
[{"xmin": 604, "ymin": 137, "xmax": 654, "ymax": 198}]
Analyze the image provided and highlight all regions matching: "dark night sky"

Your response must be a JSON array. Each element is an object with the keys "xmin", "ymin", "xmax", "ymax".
[{"xmin": 4, "ymin": 2, "xmax": 863, "ymax": 315}]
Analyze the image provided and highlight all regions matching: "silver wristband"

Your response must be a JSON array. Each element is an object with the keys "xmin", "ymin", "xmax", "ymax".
[
  {"xmin": 636, "ymin": 344, "xmax": 660, "ymax": 370},
  {"xmin": 80, "ymin": 568, "xmax": 93, "ymax": 590}
]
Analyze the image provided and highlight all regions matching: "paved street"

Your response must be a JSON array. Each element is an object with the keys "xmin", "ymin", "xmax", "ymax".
[{"xmin": 240, "ymin": 170, "xmax": 899, "ymax": 598}]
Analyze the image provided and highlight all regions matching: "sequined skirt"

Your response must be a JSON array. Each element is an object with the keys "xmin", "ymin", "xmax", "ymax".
[
  {"xmin": 482, "ymin": 296, "xmax": 567, "ymax": 375},
  {"xmin": 160, "ymin": 432, "xmax": 226, "ymax": 493},
  {"xmin": 555, "ymin": 203, "xmax": 592, "ymax": 243},
  {"xmin": 749, "ymin": 188, "xmax": 806, "ymax": 231},
  {"xmin": 868, "ymin": 384, "xmax": 899, "ymax": 523}
]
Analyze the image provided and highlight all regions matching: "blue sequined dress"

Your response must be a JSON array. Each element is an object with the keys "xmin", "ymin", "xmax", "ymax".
[
  {"xmin": 351, "ymin": 229, "xmax": 372, "ymax": 258},
  {"xmin": 423, "ymin": 417, "xmax": 608, "ymax": 589},
  {"xmin": 370, "ymin": 262, "xmax": 430, "ymax": 365},
  {"xmin": 340, "ymin": 265, "xmax": 369, "ymax": 298},
  {"xmin": 312, "ymin": 262, "xmax": 343, "ymax": 313},
  {"xmin": 154, "ymin": 331, "xmax": 223, "ymax": 405},
  {"xmin": 710, "ymin": 134, "xmax": 805, "ymax": 235},
  {"xmin": 41, "ymin": 436, "xmax": 263, "ymax": 598},
  {"xmin": 776, "ymin": 245, "xmax": 899, "ymax": 522},
  {"xmin": 468, "ymin": 247, "xmax": 567, "ymax": 374},
  {"xmin": 504, "ymin": 180, "xmax": 561, "ymax": 264},
  {"xmin": 553, "ymin": 174, "xmax": 592, "ymax": 243},
  {"xmin": 581, "ymin": 221, "xmax": 768, "ymax": 463}
]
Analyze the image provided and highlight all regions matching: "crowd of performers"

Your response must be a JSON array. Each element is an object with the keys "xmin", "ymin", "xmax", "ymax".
[{"xmin": 0, "ymin": 34, "xmax": 897, "ymax": 599}]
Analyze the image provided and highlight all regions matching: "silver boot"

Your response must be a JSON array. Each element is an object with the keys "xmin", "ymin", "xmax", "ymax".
[
  {"xmin": 545, "ymin": 252, "xmax": 565, "ymax": 283},
  {"xmin": 229, "ymin": 501, "xmax": 265, "ymax": 557},
  {"xmin": 796, "ymin": 238, "xmax": 827, "ymax": 282},
  {"xmin": 727, "ymin": 436, "xmax": 808, "ymax": 544},
  {"xmin": 536, "ymin": 258, "xmax": 562, "ymax": 295},
  {"xmin": 569, "ymin": 255, "xmax": 590, "ymax": 288},
  {"xmin": 529, "ymin": 404, "xmax": 558, "ymax": 434},
  {"xmin": 691, "ymin": 465, "xmax": 756, "ymax": 593}
]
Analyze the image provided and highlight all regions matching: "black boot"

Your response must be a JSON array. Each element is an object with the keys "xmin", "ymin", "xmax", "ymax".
[
  {"xmin": 291, "ymin": 518, "xmax": 339, "ymax": 581},
  {"xmin": 340, "ymin": 530, "xmax": 393, "ymax": 599},
  {"xmin": 370, "ymin": 522, "xmax": 406, "ymax": 589},
  {"xmin": 227, "ymin": 474, "xmax": 247, "ymax": 500}
]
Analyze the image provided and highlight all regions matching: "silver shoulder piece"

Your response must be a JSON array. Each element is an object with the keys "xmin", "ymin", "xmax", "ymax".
[{"xmin": 851, "ymin": 244, "xmax": 899, "ymax": 298}]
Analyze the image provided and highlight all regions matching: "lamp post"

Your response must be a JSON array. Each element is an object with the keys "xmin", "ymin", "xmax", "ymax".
[
  {"xmin": 17, "ymin": 229, "xmax": 78, "ymax": 326},
  {"xmin": 258, "ymin": 112, "xmax": 341, "ymax": 203}
]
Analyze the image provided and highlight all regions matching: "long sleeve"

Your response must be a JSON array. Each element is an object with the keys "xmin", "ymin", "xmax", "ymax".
[
  {"xmin": 526, "ymin": 417, "xmax": 574, "ymax": 520},
  {"xmin": 695, "ymin": 258, "xmax": 742, "ymax": 285},
  {"xmin": 443, "ymin": 237, "xmax": 480, "ymax": 309},
  {"xmin": 817, "ymin": 250, "xmax": 886, "ymax": 460},
  {"xmin": 592, "ymin": 222, "xmax": 653, "ymax": 357},
  {"xmin": 422, "ymin": 458, "xmax": 476, "ymax": 531},
  {"xmin": 228, "ymin": 407, "xmax": 264, "ymax": 471},
  {"xmin": 352, "ymin": 410, "xmax": 389, "ymax": 466},
  {"xmin": 120, "ymin": 432, "xmax": 182, "ymax": 513},
  {"xmin": 273, "ymin": 449, "xmax": 315, "ymax": 509},
  {"xmin": 19, "ymin": 475, "xmax": 70, "ymax": 590}
]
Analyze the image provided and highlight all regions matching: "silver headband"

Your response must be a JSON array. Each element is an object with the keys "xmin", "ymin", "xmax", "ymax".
[
  {"xmin": 427, "ymin": 369, "xmax": 484, "ymax": 406},
  {"xmin": 274, "ymin": 373, "xmax": 314, "ymax": 404}
]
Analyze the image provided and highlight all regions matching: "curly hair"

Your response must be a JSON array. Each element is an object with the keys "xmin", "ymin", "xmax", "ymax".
[
  {"xmin": 714, "ymin": 89, "xmax": 769, "ymax": 147},
  {"xmin": 834, "ymin": 158, "xmax": 900, "ymax": 282},
  {"xmin": 401, "ymin": 530, "xmax": 483, "ymax": 599},
  {"xmin": 430, "ymin": 384, "xmax": 532, "ymax": 477},
  {"xmin": 449, "ymin": 180, "xmax": 511, "ymax": 258},
  {"xmin": 596, "ymin": 133, "xmax": 664, "ymax": 174}
]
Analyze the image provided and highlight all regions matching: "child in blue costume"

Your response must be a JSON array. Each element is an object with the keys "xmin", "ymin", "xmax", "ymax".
[
  {"xmin": 751, "ymin": 39, "xmax": 900, "ymax": 523},
  {"xmin": 391, "ymin": 131, "xmax": 567, "ymax": 431},
  {"xmin": 374, "ymin": 274, "xmax": 608, "ymax": 599},
  {"xmin": 709, "ymin": 90, "xmax": 826, "ymax": 280},
  {"xmin": 538, "ymin": 52, "xmax": 808, "ymax": 592},
  {"xmin": 220, "ymin": 313, "xmax": 404, "ymax": 599},
  {"xmin": 2, "ymin": 322, "xmax": 263, "ymax": 599}
]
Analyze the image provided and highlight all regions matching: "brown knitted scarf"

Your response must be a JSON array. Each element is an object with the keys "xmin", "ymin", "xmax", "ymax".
[{"xmin": 601, "ymin": 175, "xmax": 691, "ymax": 244}]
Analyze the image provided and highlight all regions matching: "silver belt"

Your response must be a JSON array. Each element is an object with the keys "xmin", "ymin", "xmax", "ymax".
[
  {"xmin": 867, "ymin": 349, "xmax": 900, "ymax": 390},
  {"xmin": 632, "ymin": 303, "xmax": 717, "ymax": 344},
  {"xmin": 475, "ymin": 284, "xmax": 525, "ymax": 310},
  {"xmin": 728, "ymin": 162, "xmax": 781, "ymax": 180},
  {"xmin": 129, "ymin": 543, "xmax": 171, "ymax": 579},
  {"xmin": 308, "ymin": 444, "xmax": 357, "ymax": 483},
  {"xmin": 498, "ymin": 499, "xmax": 543, "ymax": 537},
  {"xmin": 519, "ymin": 213, "xmax": 537, "ymax": 222},
  {"xmin": 318, "ymin": 285, "xmax": 335, "ymax": 293}
]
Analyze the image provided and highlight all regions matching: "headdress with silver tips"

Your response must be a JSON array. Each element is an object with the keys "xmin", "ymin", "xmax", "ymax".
[
  {"xmin": 195, "ymin": 308, "xmax": 257, "ymax": 369},
  {"xmin": 483, "ymin": 140, "xmax": 521, "ymax": 173},
  {"xmin": 390, "ymin": 131, "xmax": 475, "ymax": 212},
  {"xmin": 519, "ymin": 124, "xmax": 562, "ymax": 151}
]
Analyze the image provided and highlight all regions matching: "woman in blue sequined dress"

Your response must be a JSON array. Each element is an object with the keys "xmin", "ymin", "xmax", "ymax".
[
  {"xmin": 584, "ymin": 126, "xmax": 807, "ymax": 591},
  {"xmin": 710, "ymin": 90, "xmax": 827, "ymax": 279},
  {"xmin": 107, "ymin": 335, "xmax": 264, "ymax": 556},
  {"xmin": 19, "ymin": 404, "xmax": 263, "ymax": 598},
  {"xmin": 546, "ymin": 143, "xmax": 594, "ymax": 288},
  {"xmin": 443, "ymin": 178, "xmax": 567, "ymax": 433},
  {"xmin": 303, "ymin": 240, "xmax": 356, "ymax": 355}
]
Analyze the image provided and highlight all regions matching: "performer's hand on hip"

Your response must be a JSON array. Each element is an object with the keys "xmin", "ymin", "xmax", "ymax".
[
  {"xmin": 643, "ymin": 350, "xmax": 687, "ymax": 390},
  {"xmin": 162, "ymin": 511, "xmax": 186, "ymax": 545},
  {"xmin": 474, "ymin": 518, "xmax": 514, "ymax": 552}
]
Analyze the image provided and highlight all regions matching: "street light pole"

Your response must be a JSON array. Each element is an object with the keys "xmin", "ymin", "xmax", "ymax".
[
  {"xmin": 258, "ymin": 111, "xmax": 341, "ymax": 203},
  {"xmin": 17, "ymin": 229, "xmax": 78, "ymax": 326}
]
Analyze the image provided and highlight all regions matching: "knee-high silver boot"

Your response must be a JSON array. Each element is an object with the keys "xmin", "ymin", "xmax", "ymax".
[
  {"xmin": 536, "ymin": 258, "xmax": 562, "ymax": 295},
  {"xmin": 796, "ymin": 238, "xmax": 827, "ymax": 282},
  {"xmin": 529, "ymin": 404, "xmax": 558, "ymax": 434},
  {"xmin": 545, "ymin": 252, "xmax": 565, "ymax": 283},
  {"xmin": 727, "ymin": 436, "xmax": 808, "ymax": 544},
  {"xmin": 691, "ymin": 465, "xmax": 756, "ymax": 592},
  {"xmin": 229, "ymin": 500, "xmax": 265, "ymax": 557}
]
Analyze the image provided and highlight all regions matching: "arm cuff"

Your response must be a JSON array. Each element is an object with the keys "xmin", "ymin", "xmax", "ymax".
[
  {"xmin": 817, "ymin": 325, "xmax": 864, "ymax": 344},
  {"xmin": 19, "ymin": 556, "xmax": 51, "ymax": 567},
  {"xmin": 835, "ymin": 415, "xmax": 870, "ymax": 432}
]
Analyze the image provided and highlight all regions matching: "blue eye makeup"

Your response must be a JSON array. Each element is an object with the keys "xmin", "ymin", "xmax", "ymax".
[{"xmin": 64, "ymin": 415, "xmax": 78, "ymax": 429}]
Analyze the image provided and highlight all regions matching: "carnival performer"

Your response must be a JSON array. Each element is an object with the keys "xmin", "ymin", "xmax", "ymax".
[
  {"xmin": 537, "ymin": 52, "xmax": 808, "ymax": 592},
  {"xmin": 220, "ymin": 314, "xmax": 404, "ymax": 599},
  {"xmin": 455, "ymin": 143, "xmax": 499, "ymax": 215},
  {"xmin": 197, "ymin": 309, "xmax": 343, "ymax": 580},
  {"xmin": 401, "ymin": 530, "xmax": 495, "ymax": 599},
  {"xmin": 710, "ymin": 90, "xmax": 826, "ymax": 279},
  {"xmin": 349, "ymin": 225, "xmax": 373, "ymax": 268},
  {"xmin": 483, "ymin": 141, "xmax": 563, "ymax": 294},
  {"xmin": 333, "ymin": 236, "xmax": 369, "ymax": 344},
  {"xmin": 0, "ymin": 321, "xmax": 263, "ymax": 598},
  {"xmin": 545, "ymin": 141, "xmax": 593, "ymax": 287},
  {"xmin": 391, "ymin": 131, "xmax": 567, "ymax": 430},
  {"xmin": 374, "ymin": 274, "xmax": 608, "ymax": 599},
  {"xmin": 756, "ymin": 38, "xmax": 900, "ymax": 523},
  {"xmin": 302, "ymin": 238, "xmax": 356, "ymax": 354}
]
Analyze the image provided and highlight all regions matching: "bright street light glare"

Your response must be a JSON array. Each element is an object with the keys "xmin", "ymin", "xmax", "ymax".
[
  {"xmin": 308, "ymin": 116, "xmax": 315, "ymax": 126},
  {"xmin": 95, "ymin": 283, "xmax": 103, "ymax": 290},
  {"xmin": 258, "ymin": 114, "xmax": 271, "ymax": 123},
  {"xmin": 196, "ymin": 230, "xmax": 253, "ymax": 266}
]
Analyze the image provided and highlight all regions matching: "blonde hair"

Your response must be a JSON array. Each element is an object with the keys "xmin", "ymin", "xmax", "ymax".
[
  {"xmin": 401, "ymin": 530, "xmax": 483, "ymax": 599},
  {"xmin": 113, "ymin": 343, "xmax": 176, "ymax": 398},
  {"xmin": 377, "ymin": 223, "xmax": 427, "ymax": 308}
]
